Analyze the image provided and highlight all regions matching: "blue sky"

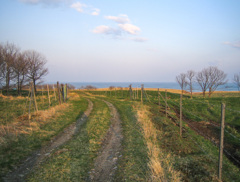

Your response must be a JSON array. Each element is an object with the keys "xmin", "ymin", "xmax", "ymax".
[{"xmin": 0, "ymin": 0, "xmax": 239, "ymax": 82}]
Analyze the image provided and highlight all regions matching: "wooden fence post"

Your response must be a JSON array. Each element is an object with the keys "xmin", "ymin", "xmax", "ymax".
[
  {"xmin": 141, "ymin": 84, "xmax": 144, "ymax": 103},
  {"xmin": 53, "ymin": 84, "xmax": 57, "ymax": 101},
  {"xmin": 29, "ymin": 83, "xmax": 33, "ymax": 120},
  {"xmin": 47, "ymin": 84, "xmax": 51, "ymax": 107},
  {"xmin": 57, "ymin": 82, "xmax": 61, "ymax": 105},
  {"xmin": 64, "ymin": 84, "xmax": 67, "ymax": 102},
  {"xmin": 180, "ymin": 94, "xmax": 183, "ymax": 137},
  {"xmin": 129, "ymin": 84, "xmax": 132, "ymax": 100},
  {"xmin": 218, "ymin": 103, "xmax": 226, "ymax": 181},
  {"xmin": 165, "ymin": 90, "xmax": 167, "ymax": 119},
  {"xmin": 32, "ymin": 83, "xmax": 38, "ymax": 112}
]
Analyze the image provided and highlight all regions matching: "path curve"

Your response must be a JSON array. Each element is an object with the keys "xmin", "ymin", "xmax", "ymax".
[
  {"xmin": 3, "ymin": 98, "xmax": 93, "ymax": 182},
  {"xmin": 89, "ymin": 100, "xmax": 123, "ymax": 182}
]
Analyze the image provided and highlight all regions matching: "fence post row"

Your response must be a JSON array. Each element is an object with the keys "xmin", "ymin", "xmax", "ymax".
[{"xmin": 218, "ymin": 103, "xmax": 226, "ymax": 181}]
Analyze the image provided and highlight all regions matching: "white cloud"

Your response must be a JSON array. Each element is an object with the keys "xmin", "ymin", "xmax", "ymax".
[
  {"xmin": 91, "ymin": 8, "xmax": 100, "ymax": 16},
  {"xmin": 118, "ymin": 23, "xmax": 140, "ymax": 35},
  {"xmin": 224, "ymin": 41, "xmax": 240, "ymax": 49},
  {"xmin": 92, "ymin": 25, "xmax": 120, "ymax": 35},
  {"xmin": 92, "ymin": 14, "xmax": 146, "ymax": 42},
  {"xmin": 105, "ymin": 14, "xmax": 130, "ymax": 24},
  {"xmin": 70, "ymin": 2, "xmax": 86, "ymax": 13}
]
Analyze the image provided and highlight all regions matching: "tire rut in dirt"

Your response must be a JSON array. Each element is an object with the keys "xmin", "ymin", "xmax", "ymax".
[
  {"xmin": 3, "ymin": 99, "xmax": 93, "ymax": 182},
  {"xmin": 89, "ymin": 100, "xmax": 123, "ymax": 182}
]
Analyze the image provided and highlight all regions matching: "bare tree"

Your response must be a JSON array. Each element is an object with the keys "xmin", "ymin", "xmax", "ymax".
[
  {"xmin": 25, "ymin": 50, "xmax": 48, "ymax": 92},
  {"xmin": 208, "ymin": 66, "xmax": 227, "ymax": 97},
  {"xmin": 85, "ymin": 85, "xmax": 97, "ymax": 90},
  {"xmin": 197, "ymin": 67, "xmax": 227, "ymax": 98},
  {"xmin": 109, "ymin": 86, "xmax": 115, "ymax": 90},
  {"xmin": 13, "ymin": 52, "xmax": 30, "ymax": 95},
  {"xmin": 176, "ymin": 73, "xmax": 188, "ymax": 94},
  {"xmin": 233, "ymin": 73, "xmax": 240, "ymax": 91},
  {"xmin": 0, "ymin": 42, "xmax": 19, "ymax": 94},
  {"xmin": 186, "ymin": 70, "xmax": 195, "ymax": 98},
  {"xmin": 196, "ymin": 68, "xmax": 210, "ymax": 98}
]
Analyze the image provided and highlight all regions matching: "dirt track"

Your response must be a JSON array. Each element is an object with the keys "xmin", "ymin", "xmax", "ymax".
[
  {"xmin": 89, "ymin": 100, "xmax": 123, "ymax": 182},
  {"xmin": 3, "ymin": 99, "xmax": 93, "ymax": 182}
]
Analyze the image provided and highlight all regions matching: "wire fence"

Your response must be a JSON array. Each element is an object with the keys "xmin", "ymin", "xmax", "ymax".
[{"xmin": 148, "ymin": 89, "xmax": 240, "ymax": 169}]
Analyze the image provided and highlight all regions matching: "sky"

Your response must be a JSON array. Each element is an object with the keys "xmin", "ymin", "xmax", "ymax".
[{"xmin": 0, "ymin": 0, "xmax": 240, "ymax": 83}]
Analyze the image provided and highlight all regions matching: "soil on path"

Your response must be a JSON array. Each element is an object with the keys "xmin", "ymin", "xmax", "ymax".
[
  {"xmin": 3, "ymin": 99, "xmax": 93, "ymax": 182},
  {"xmin": 89, "ymin": 100, "xmax": 123, "ymax": 182}
]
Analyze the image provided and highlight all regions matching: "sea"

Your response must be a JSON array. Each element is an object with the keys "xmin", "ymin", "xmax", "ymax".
[{"xmin": 64, "ymin": 82, "xmax": 239, "ymax": 92}]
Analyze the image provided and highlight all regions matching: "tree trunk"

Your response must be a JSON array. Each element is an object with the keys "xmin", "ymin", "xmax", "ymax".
[
  {"xmin": 33, "ymin": 79, "xmax": 37, "ymax": 93},
  {"xmin": 17, "ymin": 74, "xmax": 20, "ymax": 95}
]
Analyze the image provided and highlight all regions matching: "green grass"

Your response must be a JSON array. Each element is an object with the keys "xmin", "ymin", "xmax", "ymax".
[
  {"xmin": 110, "ymin": 100, "xmax": 149, "ymax": 181},
  {"xmin": 0, "ymin": 95, "xmax": 88, "ymax": 179},
  {"xmin": 0, "ymin": 90, "xmax": 60, "ymax": 125},
  {"xmin": 28, "ymin": 98, "xmax": 111, "ymax": 181},
  {"xmin": 90, "ymin": 90, "xmax": 240, "ymax": 181},
  {"xmin": 146, "ymin": 101, "xmax": 240, "ymax": 181},
  {"xmin": 84, "ymin": 91, "xmax": 150, "ymax": 181}
]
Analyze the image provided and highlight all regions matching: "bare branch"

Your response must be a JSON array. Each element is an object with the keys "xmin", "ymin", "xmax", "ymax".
[
  {"xmin": 25, "ymin": 50, "xmax": 48, "ymax": 92},
  {"xmin": 186, "ymin": 70, "xmax": 195, "ymax": 98},
  {"xmin": 176, "ymin": 73, "xmax": 187, "ymax": 94},
  {"xmin": 233, "ymin": 73, "xmax": 240, "ymax": 91}
]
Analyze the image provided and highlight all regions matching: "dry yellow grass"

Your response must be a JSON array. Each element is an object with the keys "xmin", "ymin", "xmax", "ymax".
[
  {"xmin": 0, "ymin": 103, "xmax": 69, "ymax": 143},
  {"xmin": 134, "ymin": 104, "xmax": 181, "ymax": 182}
]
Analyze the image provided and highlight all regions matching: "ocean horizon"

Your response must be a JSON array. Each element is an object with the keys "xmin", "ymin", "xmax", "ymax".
[{"xmin": 59, "ymin": 82, "xmax": 239, "ymax": 92}]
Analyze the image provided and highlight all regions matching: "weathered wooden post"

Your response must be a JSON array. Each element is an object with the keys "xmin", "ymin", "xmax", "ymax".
[
  {"xmin": 141, "ymin": 84, "xmax": 144, "ymax": 103},
  {"xmin": 180, "ymin": 94, "xmax": 183, "ymax": 137},
  {"xmin": 53, "ymin": 84, "xmax": 57, "ymax": 101},
  {"xmin": 47, "ymin": 84, "xmax": 51, "ymax": 107},
  {"xmin": 165, "ymin": 90, "xmax": 167, "ymax": 119},
  {"xmin": 129, "ymin": 84, "xmax": 132, "ymax": 100},
  {"xmin": 29, "ymin": 83, "xmax": 33, "ymax": 120},
  {"xmin": 57, "ymin": 82, "xmax": 61, "ymax": 105},
  {"xmin": 64, "ymin": 84, "xmax": 67, "ymax": 102},
  {"xmin": 218, "ymin": 103, "xmax": 226, "ymax": 181},
  {"xmin": 61, "ymin": 84, "xmax": 64, "ymax": 102},
  {"xmin": 32, "ymin": 82, "xmax": 38, "ymax": 112}
]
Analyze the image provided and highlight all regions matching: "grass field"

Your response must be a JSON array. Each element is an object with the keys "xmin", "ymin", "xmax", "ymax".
[
  {"xmin": 88, "ymin": 89, "xmax": 240, "ymax": 181},
  {"xmin": 0, "ymin": 91, "xmax": 88, "ymax": 179},
  {"xmin": 0, "ymin": 89, "xmax": 240, "ymax": 181}
]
